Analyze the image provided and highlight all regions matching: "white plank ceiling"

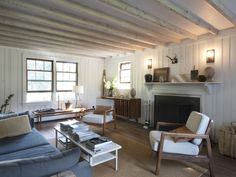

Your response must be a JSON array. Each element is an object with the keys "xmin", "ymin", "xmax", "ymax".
[{"xmin": 0, "ymin": 0, "xmax": 235, "ymax": 59}]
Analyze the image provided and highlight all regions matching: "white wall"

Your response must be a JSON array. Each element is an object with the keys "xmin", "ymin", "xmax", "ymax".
[
  {"xmin": 105, "ymin": 28, "xmax": 236, "ymax": 139},
  {"xmin": 0, "ymin": 46, "xmax": 104, "ymax": 114}
]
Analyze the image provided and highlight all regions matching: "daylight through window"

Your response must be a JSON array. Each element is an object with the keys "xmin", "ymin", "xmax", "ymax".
[{"xmin": 56, "ymin": 62, "xmax": 78, "ymax": 91}]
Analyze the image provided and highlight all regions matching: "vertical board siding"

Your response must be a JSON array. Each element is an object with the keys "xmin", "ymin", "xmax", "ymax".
[
  {"xmin": 105, "ymin": 33, "xmax": 236, "ymax": 140},
  {"xmin": 0, "ymin": 46, "xmax": 104, "ymax": 113}
]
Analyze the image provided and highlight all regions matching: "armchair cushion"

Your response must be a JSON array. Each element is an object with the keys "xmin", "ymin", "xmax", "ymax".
[
  {"xmin": 94, "ymin": 105, "xmax": 111, "ymax": 115},
  {"xmin": 170, "ymin": 126, "xmax": 194, "ymax": 142},
  {"xmin": 83, "ymin": 114, "xmax": 113, "ymax": 124},
  {"xmin": 186, "ymin": 111, "xmax": 210, "ymax": 145},
  {"xmin": 149, "ymin": 130, "xmax": 199, "ymax": 155}
]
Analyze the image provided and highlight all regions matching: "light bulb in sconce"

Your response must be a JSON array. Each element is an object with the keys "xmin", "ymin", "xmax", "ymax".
[
  {"xmin": 146, "ymin": 59, "xmax": 152, "ymax": 69},
  {"xmin": 206, "ymin": 49, "xmax": 215, "ymax": 63}
]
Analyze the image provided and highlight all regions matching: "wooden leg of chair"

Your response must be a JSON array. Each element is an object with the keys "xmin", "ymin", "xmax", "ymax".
[
  {"xmin": 206, "ymin": 137, "xmax": 215, "ymax": 177},
  {"xmin": 114, "ymin": 119, "xmax": 117, "ymax": 129},
  {"xmin": 155, "ymin": 152, "xmax": 162, "ymax": 175},
  {"xmin": 155, "ymin": 133, "xmax": 165, "ymax": 175},
  {"xmin": 102, "ymin": 123, "xmax": 105, "ymax": 135}
]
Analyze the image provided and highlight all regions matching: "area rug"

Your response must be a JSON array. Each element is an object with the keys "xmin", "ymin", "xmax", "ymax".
[
  {"xmin": 48, "ymin": 135, "xmax": 207, "ymax": 177},
  {"xmin": 92, "ymin": 137, "xmax": 207, "ymax": 177}
]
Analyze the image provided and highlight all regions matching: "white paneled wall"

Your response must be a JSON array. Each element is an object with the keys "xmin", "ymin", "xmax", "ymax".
[
  {"xmin": 0, "ymin": 46, "xmax": 104, "ymax": 113},
  {"xmin": 105, "ymin": 29, "xmax": 236, "ymax": 139}
]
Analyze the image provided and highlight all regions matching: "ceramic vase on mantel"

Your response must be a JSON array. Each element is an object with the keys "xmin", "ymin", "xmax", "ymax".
[{"xmin": 130, "ymin": 88, "xmax": 136, "ymax": 98}]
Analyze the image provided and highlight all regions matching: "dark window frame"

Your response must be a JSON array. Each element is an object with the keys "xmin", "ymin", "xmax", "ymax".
[
  {"xmin": 26, "ymin": 58, "xmax": 54, "ymax": 93},
  {"xmin": 56, "ymin": 61, "xmax": 78, "ymax": 92},
  {"xmin": 119, "ymin": 62, "xmax": 131, "ymax": 84}
]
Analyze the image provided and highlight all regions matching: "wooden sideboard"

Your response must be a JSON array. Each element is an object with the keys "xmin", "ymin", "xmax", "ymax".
[{"xmin": 102, "ymin": 96, "xmax": 141, "ymax": 122}]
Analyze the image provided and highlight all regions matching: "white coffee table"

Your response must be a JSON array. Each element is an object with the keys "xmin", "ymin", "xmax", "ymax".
[{"xmin": 54, "ymin": 126, "xmax": 122, "ymax": 171}]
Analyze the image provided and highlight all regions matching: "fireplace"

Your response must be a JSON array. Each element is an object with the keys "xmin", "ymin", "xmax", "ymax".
[{"xmin": 154, "ymin": 95, "xmax": 200, "ymax": 129}]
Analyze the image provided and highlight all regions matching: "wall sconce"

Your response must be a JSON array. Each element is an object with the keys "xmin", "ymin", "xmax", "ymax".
[
  {"xmin": 147, "ymin": 59, "xmax": 152, "ymax": 69},
  {"xmin": 206, "ymin": 49, "xmax": 215, "ymax": 63}
]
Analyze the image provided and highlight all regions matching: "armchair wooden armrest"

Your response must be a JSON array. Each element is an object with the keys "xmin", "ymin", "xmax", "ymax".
[
  {"xmin": 161, "ymin": 132, "xmax": 209, "ymax": 139},
  {"xmin": 84, "ymin": 107, "xmax": 95, "ymax": 113},
  {"xmin": 104, "ymin": 108, "xmax": 115, "ymax": 114},
  {"xmin": 156, "ymin": 121, "xmax": 184, "ymax": 130}
]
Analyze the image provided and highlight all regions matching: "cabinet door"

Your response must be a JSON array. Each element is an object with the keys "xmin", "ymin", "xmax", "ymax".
[{"xmin": 129, "ymin": 99, "xmax": 141, "ymax": 118}]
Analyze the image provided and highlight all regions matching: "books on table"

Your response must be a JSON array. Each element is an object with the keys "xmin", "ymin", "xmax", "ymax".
[
  {"xmin": 85, "ymin": 137, "xmax": 113, "ymax": 152},
  {"xmin": 59, "ymin": 119, "xmax": 100, "ymax": 143}
]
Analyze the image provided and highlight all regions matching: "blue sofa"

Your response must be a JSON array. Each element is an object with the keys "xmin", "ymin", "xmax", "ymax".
[{"xmin": 0, "ymin": 113, "xmax": 92, "ymax": 177}]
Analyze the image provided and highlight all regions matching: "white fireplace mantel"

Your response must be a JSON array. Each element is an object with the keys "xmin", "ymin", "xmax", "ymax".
[{"xmin": 144, "ymin": 82, "xmax": 222, "ymax": 94}]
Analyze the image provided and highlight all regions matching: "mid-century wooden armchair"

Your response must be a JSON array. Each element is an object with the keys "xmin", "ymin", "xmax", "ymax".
[
  {"xmin": 82, "ymin": 98, "xmax": 116, "ymax": 135},
  {"xmin": 149, "ymin": 111, "xmax": 214, "ymax": 177}
]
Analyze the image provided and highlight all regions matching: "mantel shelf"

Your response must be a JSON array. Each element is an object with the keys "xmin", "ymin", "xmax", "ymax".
[
  {"xmin": 144, "ymin": 82, "xmax": 221, "ymax": 85},
  {"xmin": 144, "ymin": 82, "xmax": 222, "ymax": 94}
]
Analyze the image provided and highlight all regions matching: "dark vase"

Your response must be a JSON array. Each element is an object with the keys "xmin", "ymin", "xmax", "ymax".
[
  {"xmin": 108, "ymin": 89, "xmax": 113, "ymax": 97},
  {"xmin": 198, "ymin": 75, "xmax": 207, "ymax": 82},
  {"xmin": 145, "ymin": 74, "xmax": 152, "ymax": 82}
]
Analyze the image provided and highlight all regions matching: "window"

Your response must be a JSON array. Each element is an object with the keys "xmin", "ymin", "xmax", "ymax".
[
  {"xmin": 56, "ymin": 61, "xmax": 78, "ymax": 91},
  {"xmin": 26, "ymin": 58, "xmax": 53, "ymax": 103},
  {"xmin": 119, "ymin": 62, "xmax": 131, "ymax": 83},
  {"xmin": 118, "ymin": 62, "xmax": 131, "ymax": 90},
  {"xmin": 26, "ymin": 58, "xmax": 53, "ymax": 92}
]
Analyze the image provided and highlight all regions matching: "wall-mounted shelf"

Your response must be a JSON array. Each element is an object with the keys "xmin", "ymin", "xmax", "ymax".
[{"xmin": 144, "ymin": 82, "xmax": 222, "ymax": 93}]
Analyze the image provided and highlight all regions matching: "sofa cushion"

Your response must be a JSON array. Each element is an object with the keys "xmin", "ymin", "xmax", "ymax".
[
  {"xmin": 83, "ymin": 113, "xmax": 113, "ymax": 124},
  {"xmin": 0, "ymin": 128, "xmax": 49, "ymax": 155},
  {"xmin": 149, "ymin": 130, "xmax": 199, "ymax": 155},
  {"xmin": 186, "ymin": 111, "xmax": 210, "ymax": 145},
  {"xmin": 0, "ymin": 148, "xmax": 80, "ymax": 177},
  {"xmin": 0, "ymin": 115, "xmax": 31, "ymax": 139},
  {"xmin": 0, "ymin": 144, "xmax": 60, "ymax": 161}
]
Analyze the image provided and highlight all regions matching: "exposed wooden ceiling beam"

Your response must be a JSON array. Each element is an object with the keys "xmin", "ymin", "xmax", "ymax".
[
  {"xmin": 0, "ymin": 25, "xmax": 133, "ymax": 52},
  {"xmin": 205, "ymin": 0, "xmax": 236, "ymax": 25},
  {"xmin": 0, "ymin": 26, "xmax": 135, "ymax": 54},
  {"xmin": 0, "ymin": 0, "xmax": 164, "ymax": 46},
  {"xmin": 0, "ymin": 16, "xmax": 153, "ymax": 50},
  {"xmin": 0, "ymin": 35, "xmax": 111, "ymax": 58},
  {"xmin": 0, "ymin": 41, "xmax": 104, "ymax": 59},
  {"xmin": 155, "ymin": 0, "xmax": 218, "ymax": 35},
  {"xmin": 52, "ymin": 0, "xmax": 177, "ymax": 43},
  {"xmin": 97, "ymin": 0, "xmax": 197, "ymax": 40},
  {"xmin": 0, "ymin": 30, "xmax": 127, "ymax": 56},
  {"xmin": 96, "ymin": 0, "xmax": 181, "ymax": 43}
]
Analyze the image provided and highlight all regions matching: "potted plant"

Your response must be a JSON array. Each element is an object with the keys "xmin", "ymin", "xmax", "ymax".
[{"xmin": 104, "ymin": 79, "xmax": 117, "ymax": 97}]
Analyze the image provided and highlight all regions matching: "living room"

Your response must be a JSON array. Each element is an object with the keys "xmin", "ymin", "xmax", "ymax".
[{"xmin": 0, "ymin": 0, "xmax": 236, "ymax": 177}]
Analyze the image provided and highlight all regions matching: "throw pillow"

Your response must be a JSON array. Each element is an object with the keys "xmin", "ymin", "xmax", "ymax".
[
  {"xmin": 94, "ymin": 105, "xmax": 111, "ymax": 115},
  {"xmin": 0, "ymin": 115, "xmax": 32, "ymax": 139},
  {"xmin": 170, "ymin": 126, "xmax": 194, "ymax": 142},
  {"xmin": 0, "ymin": 111, "xmax": 34, "ymax": 128}
]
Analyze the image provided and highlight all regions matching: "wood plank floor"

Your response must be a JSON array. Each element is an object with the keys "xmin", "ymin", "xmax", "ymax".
[{"xmin": 38, "ymin": 119, "xmax": 236, "ymax": 177}]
